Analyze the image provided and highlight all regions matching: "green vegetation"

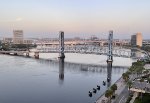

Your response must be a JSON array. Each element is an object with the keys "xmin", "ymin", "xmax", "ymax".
[
  {"xmin": 122, "ymin": 72, "xmax": 129, "ymax": 82},
  {"xmin": 105, "ymin": 84, "xmax": 118, "ymax": 102},
  {"xmin": 121, "ymin": 60, "xmax": 149, "ymax": 103},
  {"xmin": 0, "ymin": 42, "xmax": 11, "ymax": 51},
  {"xmin": 105, "ymin": 89, "xmax": 113, "ymax": 103},
  {"xmin": 122, "ymin": 61, "xmax": 146, "ymax": 82},
  {"xmin": 126, "ymin": 96, "xmax": 132, "ymax": 103},
  {"xmin": 134, "ymin": 93, "xmax": 150, "ymax": 103},
  {"xmin": 142, "ymin": 46, "xmax": 150, "ymax": 52},
  {"xmin": 127, "ymin": 80, "xmax": 132, "ymax": 91}
]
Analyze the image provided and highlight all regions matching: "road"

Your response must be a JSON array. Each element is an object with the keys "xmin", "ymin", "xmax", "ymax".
[{"xmin": 113, "ymin": 86, "xmax": 129, "ymax": 103}]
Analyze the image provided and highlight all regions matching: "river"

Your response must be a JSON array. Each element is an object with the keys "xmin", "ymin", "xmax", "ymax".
[{"xmin": 0, "ymin": 53, "xmax": 135, "ymax": 103}]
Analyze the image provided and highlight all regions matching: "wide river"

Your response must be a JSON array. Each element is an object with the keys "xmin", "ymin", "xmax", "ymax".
[{"xmin": 0, "ymin": 53, "xmax": 135, "ymax": 103}]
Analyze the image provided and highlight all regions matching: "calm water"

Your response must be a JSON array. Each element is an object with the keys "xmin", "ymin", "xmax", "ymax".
[{"xmin": 0, "ymin": 53, "xmax": 134, "ymax": 103}]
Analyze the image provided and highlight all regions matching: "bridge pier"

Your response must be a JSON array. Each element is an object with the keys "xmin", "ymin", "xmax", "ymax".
[
  {"xmin": 58, "ymin": 31, "xmax": 65, "ymax": 58},
  {"xmin": 34, "ymin": 52, "xmax": 39, "ymax": 59}
]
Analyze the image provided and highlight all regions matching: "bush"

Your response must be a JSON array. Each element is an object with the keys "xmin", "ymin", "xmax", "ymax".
[{"xmin": 126, "ymin": 96, "xmax": 132, "ymax": 103}]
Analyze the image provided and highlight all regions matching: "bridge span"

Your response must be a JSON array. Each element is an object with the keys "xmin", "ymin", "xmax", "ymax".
[{"xmin": 0, "ymin": 31, "xmax": 149, "ymax": 60}]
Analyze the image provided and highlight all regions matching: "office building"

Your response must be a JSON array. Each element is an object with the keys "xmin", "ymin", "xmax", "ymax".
[
  {"xmin": 131, "ymin": 33, "xmax": 143, "ymax": 47},
  {"xmin": 13, "ymin": 30, "xmax": 23, "ymax": 44}
]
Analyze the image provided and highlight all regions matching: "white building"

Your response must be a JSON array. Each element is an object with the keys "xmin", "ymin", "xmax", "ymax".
[{"xmin": 13, "ymin": 30, "xmax": 23, "ymax": 44}]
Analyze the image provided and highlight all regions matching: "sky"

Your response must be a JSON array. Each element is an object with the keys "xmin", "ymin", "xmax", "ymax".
[{"xmin": 0, "ymin": 0, "xmax": 150, "ymax": 39}]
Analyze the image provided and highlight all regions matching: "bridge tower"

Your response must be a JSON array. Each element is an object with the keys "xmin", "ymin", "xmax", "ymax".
[
  {"xmin": 59, "ymin": 31, "xmax": 65, "ymax": 58},
  {"xmin": 107, "ymin": 30, "xmax": 113, "ymax": 63}
]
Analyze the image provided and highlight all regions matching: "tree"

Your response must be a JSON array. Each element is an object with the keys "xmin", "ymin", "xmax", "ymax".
[
  {"xmin": 134, "ymin": 66, "xmax": 145, "ymax": 78},
  {"xmin": 111, "ymin": 84, "xmax": 117, "ymax": 96},
  {"xmin": 143, "ymin": 70, "xmax": 149, "ymax": 75},
  {"xmin": 105, "ymin": 89, "xmax": 113, "ymax": 103},
  {"xmin": 1, "ymin": 43, "xmax": 10, "ymax": 51},
  {"xmin": 122, "ymin": 73, "xmax": 129, "ymax": 82},
  {"xmin": 127, "ymin": 80, "xmax": 132, "ymax": 93}
]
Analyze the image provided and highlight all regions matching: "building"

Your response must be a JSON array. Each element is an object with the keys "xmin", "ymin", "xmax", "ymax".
[
  {"xmin": 23, "ymin": 39, "xmax": 33, "ymax": 44},
  {"xmin": 2, "ymin": 38, "xmax": 13, "ymax": 43},
  {"xmin": 143, "ymin": 40, "xmax": 150, "ymax": 47},
  {"xmin": 131, "ymin": 33, "xmax": 143, "ymax": 47},
  {"xmin": 13, "ymin": 30, "xmax": 23, "ymax": 44}
]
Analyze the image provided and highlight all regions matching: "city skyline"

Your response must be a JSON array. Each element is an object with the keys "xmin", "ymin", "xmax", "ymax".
[{"xmin": 0, "ymin": 0, "xmax": 150, "ymax": 39}]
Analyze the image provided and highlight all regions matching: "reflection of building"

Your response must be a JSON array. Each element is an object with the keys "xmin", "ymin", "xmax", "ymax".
[
  {"xmin": 13, "ymin": 30, "xmax": 23, "ymax": 44},
  {"xmin": 131, "ymin": 33, "xmax": 143, "ymax": 47},
  {"xmin": 131, "ymin": 49, "xmax": 142, "ymax": 58}
]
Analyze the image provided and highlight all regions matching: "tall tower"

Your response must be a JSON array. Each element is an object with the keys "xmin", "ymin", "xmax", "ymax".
[
  {"xmin": 107, "ymin": 30, "xmax": 113, "ymax": 63},
  {"xmin": 131, "ymin": 33, "xmax": 142, "ymax": 47},
  {"xmin": 59, "ymin": 31, "xmax": 65, "ymax": 58}
]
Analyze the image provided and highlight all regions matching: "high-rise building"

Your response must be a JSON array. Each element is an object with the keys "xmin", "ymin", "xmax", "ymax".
[
  {"xmin": 13, "ymin": 30, "xmax": 23, "ymax": 44},
  {"xmin": 131, "ymin": 33, "xmax": 143, "ymax": 47}
]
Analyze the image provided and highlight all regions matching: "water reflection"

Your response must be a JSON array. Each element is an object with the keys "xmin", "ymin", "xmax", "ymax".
[
  {"xmin": 0, "ymin": 55, "xmax": 129, "ymax": 103},
  {"xmin": 131, "ymin": 49, "xmax": 142, "ymax": 58},
  {"xmin": 59, "ymin": 58, "xmax": 65, "ymax": 84},
  {"xmin": 38, "ymin": 59, "xmax": 127, "ymax": 75},
  {"xmin": 107, "ymin": 62, "xmax": 112, "ymax": 87}
]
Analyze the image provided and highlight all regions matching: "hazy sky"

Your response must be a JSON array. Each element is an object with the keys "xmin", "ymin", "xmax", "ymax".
[{"xmin": 0, "ymin": 0, "xmax": 150, "ymax": 39}]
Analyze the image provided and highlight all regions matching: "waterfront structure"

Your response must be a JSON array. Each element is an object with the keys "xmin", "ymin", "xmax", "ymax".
[
  {"xmin": 13, "ymin": 30, "xmax": 24, "ymax": 44},
  {"xmin": 131, "ymin": 33, "xmax": 143, "ymax": 47}
]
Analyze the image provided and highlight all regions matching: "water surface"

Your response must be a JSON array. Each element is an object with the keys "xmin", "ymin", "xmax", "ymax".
[{"xmin": 0, "ymin": 54, "xmax": 133, "ymax": 103}]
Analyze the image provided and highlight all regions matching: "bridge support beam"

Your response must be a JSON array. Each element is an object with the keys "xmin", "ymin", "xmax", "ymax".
[
  {"xmin": 59, "ymin": 31, "xmax": 65, "ymax": 58},
  {"xmin": 34, "ymin": 52, "xmax": 39, "ymax": 59},
  {"xmin": 107, "ymin": 30, "xmax": 113, "ymax": 63}
]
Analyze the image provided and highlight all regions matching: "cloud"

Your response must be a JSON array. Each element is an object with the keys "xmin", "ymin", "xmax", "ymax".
[{"xmin": 16, "ymin": 17, "xmax": 23, "ymax": 21}]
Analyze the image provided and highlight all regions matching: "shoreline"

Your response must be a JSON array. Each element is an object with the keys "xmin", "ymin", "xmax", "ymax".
[{"xmin": 95, "ymin": 76, "xmax": 124, "ymax": 103}]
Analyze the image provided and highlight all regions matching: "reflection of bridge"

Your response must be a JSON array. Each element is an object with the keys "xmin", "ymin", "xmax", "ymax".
[
  {"xmin": 38, "ymin": 58, "xmax": 128, "ymax": 84},
  {"xmin": 39, "ymin": 58, "xmax": 127, "ymax": 76}
]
